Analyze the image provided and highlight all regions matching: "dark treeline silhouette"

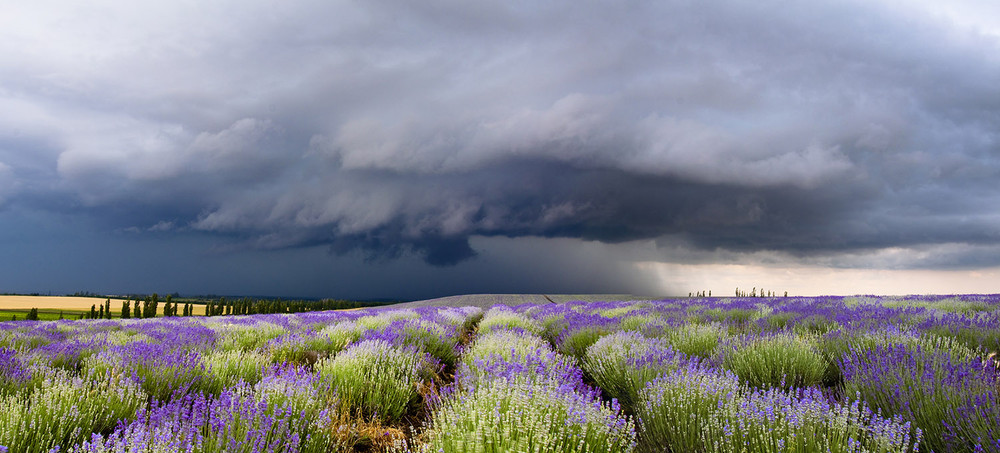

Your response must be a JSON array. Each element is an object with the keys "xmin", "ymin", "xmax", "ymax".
[
  {"xmin": 6, "ymin": 292, "xmax": 393, "ymax": 321},
  {"xmin": 202, "ymin": 297, "xmax": 386, "ymax": 317},
  {"xmin": 734, "ymin": 287, "xmax": 788, "ymax": 298}
]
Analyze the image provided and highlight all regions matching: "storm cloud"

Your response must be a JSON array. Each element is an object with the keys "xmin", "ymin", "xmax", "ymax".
[{"xmin": 1, "ymin": 0, "xmax": 999, "ymax": 297}]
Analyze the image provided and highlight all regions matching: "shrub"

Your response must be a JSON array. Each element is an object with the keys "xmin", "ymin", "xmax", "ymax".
[
  {"xmin": 420, "ymin": 379, "xmax": 636, "ymax": 453},
  {"xmin": 356, "ymin": 310, "xmax": 419, "ymax": 331},
  {"xmin": 203, "ymin": 348, "xmax": 268, "ymax": 392},
  {"xmin": 461, "ymin": 329, "xmax": 550, "ymax": 367},
  {"xmin": 457, "ymin": 345, "xmax": 586, "ymax": 392},
  {"xmin": 211, "ymin": 321, "xmax": 287, "ymax": 351},
  {"xmin": 70, "ymin": 382, "xmax": 336, "ymax": 453},
  {"xmin": 0, "ymin": 347, "xmax": 32, "ymax": 395},
  {"xmin": 0, "ymin": 372, "xmax": 145, "ymax": 453},
  {"xmin": 556, "ymin": 325, "xmax": 617, "ymax": 359},
  {"xmin": 317, "ymin": 340, "xmax": 437, "ymax": 423},
  {"xmin": 842, "ymin": 341, "xmax": 997, "ymax": 452},
  {"xmin": 666, "ymin": 322, "xmax": 723, "ymax": 358},
  {"xmin": 312, "ymin": 320, "xmax": 363, "ymax": 353},
  {"xmin": 84, "ymin": 342, "xmax": 210, "ymax": 400},
  {"xmin": 265, "ymin": 333, "xmax": 312, "ymax": 364},
  {"xmin": 638, "ymin": 364, "xmax": 921, "ymax": 453},
  {"xmin": 582, "ymin": 331, "xmax": 689, "ymax": 412},
  {"xmin": 477, "ymin": 308, "xmax": 543, "ymax": 336},
  {"xmin": 723, "ymin": 334, "xmax": 826, "ymax": 390},
  {"xmin": 363, "ymin": 320, "xmax": 460, "ymax": 366},
  {"xmin": 637, "ymin": 362, "xmax": 742, "ymax": 452},
  {"xmin": 715, "ymin": 387, "xmax": 920, "ymax": 453}
]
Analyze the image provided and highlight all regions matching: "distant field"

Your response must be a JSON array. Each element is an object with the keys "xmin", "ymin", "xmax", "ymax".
[
  {"xmin": 0, "ymin": 295, "xmax": 206, "ymax": 319},
  {"xmin": 0, "ymin": 295, "xmax": 128, "ymax": 310},
  {"xmin": 389, "ymin": 293, "xmax": 660, "ymax": 309}
]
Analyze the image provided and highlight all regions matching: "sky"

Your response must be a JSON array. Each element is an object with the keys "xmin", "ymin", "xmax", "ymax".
[{"xmin": 1, "ymin": 0, "xmax": 999, "ymax": 300}]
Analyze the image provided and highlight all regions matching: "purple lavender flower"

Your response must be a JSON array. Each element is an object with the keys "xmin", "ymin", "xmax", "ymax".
[{"xmin": 0, "ymin": 347, "xmax": 31, "ymax": 394}]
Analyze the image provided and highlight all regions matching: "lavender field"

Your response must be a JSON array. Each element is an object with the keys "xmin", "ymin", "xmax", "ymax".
[{"xmin": 1, "ymin": 295, "xmax": 998, "ymax": 452}]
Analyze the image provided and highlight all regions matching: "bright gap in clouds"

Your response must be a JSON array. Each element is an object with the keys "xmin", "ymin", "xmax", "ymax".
[{"xmin": 637, "ymin": 262, "xmax": 1000, "ymax": 297}]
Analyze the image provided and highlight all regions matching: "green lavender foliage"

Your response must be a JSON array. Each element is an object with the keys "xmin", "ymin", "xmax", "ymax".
[
  {"xmin": 638, "ymin": 365, "xmax": 921, "ymax": 453},
  {"xmin": 841, "ymin": 340, "xmax": 990, "ymax": 452},
  {"xmin": 356, "ymin": 309, "xmax": 419, "ymax": 331},
  {"xmin": 636, "ymin": 363, "xmax": 742, "ymax": 452},
  {"xmin": 557, "ymin": 325, "xmax": 617, "ymax": 359},
  {"xmin": 311, "ymin": 320, "xmax": 363, "ymax": 353},
  {"xmin": 317, "ymin": 339, "xmax": 435, "ymax": 423},
  {"xmin": 203, "ymin": 349, "xmax": 268, "ymax": 392},
  {"xmin": 462, "ymin": 329, "xmax": 552, "ymax": 370},
  {"xmin": 582, "ymin": 331, "xmax": 687, "ymax": 412},
  {"xmin": 0, "ymin": 371, "xmax": 145, "ymax": 453},
  {"xmin": 399, "ymin": 320, "xmax": 460, "ymax": 366},
  {"xmin": 722, "ymin": 334, "xmax": 826, "ymax": 390},
  {"xmin": 211, "ymin": 321, "xmax": 287, "ymax": 351},
  {"xmin": 420, "ymin": 379, "xmax": 636, "ymax": 453},
  {"xmin": 665, "ymin": 322, "xmax": 724, "ymax": 358},
  {"xmin": 476, "ymin": 307, "xmax": 543, "ymax": 336}
]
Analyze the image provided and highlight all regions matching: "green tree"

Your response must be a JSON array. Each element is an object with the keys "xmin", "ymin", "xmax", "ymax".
[
  {"xmin": 90, "ymin": 304, "xmax": 97, "ymax": 319},
  {"xmin": 122, "ymin": 300, "xmax": 131, "ymax": 319},
  {"xmin": 133, "ymin": 301, "xmax": 141, "ymax": 318},
  {"xmin": 26, "ymin": 308, "xmax": 39, "ymax": 321},
  {"xmin": 164, "ymin": 294, "xmax": 173, "ymax": 317},
  {"xmin": 104, "ymin": 298, "xmax": 112, "ymax": 319}
]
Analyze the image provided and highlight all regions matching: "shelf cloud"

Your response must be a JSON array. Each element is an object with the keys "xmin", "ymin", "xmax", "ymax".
[{"xmin": 1, "ymin": 0, "xmax": 999, "ymax": 297}]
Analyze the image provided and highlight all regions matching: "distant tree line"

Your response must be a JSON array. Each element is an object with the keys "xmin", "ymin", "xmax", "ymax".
[
  {"xmin": 85, "ymin": 294, "xmax": 387, "ymax": 319},
  {"xmin": 735, "ymin": 287, "xmax": 788, "ymax": 298},
  {"xmin": 202, "ymin": 297, "xmax": 382, "ymax": 317},
  {"xmin": 12, "ymin": 293, "xmax": 389, "ymax": 322}
]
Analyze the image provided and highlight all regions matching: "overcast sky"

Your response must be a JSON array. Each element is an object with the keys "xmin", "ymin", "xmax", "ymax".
[{"xmin": 2, "ymin": 0, "xmax": 999, "ymax": 300}]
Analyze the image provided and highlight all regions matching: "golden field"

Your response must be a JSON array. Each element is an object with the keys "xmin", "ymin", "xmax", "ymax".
[{"xmin": 0, "ymin": 295, "xmax": 206, "ymax": 316}]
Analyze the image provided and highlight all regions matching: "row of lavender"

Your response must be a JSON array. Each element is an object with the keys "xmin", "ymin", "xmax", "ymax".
[
  {"xmin": 0, "ymin": 305, "xmax": 484, "ymax": 452},
  {"xmin": 509, "ymin": 295, "xmax": 1000, "ymax": 453},
  {"xmin": 0, "ymin": 294, "xmax": 998, "ymax": 452}
]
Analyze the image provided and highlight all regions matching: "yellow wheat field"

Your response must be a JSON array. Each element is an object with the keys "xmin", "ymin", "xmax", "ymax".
[{"xmin": 0, "ymin": 295, "xmax": 206, "ymax": 316}]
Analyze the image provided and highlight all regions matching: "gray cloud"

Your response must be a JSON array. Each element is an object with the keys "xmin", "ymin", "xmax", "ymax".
[{"xmin": 1, "ymin": 0, "xmax": 999, "ymax": 278}]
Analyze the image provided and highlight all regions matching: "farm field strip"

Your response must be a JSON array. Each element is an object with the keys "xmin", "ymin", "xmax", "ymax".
[
  {"xmin": 0, "ymin": 294, "xmax": 998, "ymax": 452},
  {"xmin": 0, "ymin": 296, "xmax": 129, "ymax": 310}
]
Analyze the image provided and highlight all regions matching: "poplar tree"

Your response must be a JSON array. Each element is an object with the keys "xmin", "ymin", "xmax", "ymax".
[
  {"xmin": 122, "ymin": 300, "xmax": 131, "ymax": 319},
  {"xmin": 90, "ymin": 304, "xmax": 97, "ymax": 319}
]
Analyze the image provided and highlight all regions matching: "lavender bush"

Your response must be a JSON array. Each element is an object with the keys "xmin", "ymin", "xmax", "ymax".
[
  {"xmin": 419, "ymin": 379, "xmax": 636, "ymax": 453},
  {"xmin": 317, "ymin": 339, "xmax": 438, "ymax": 423}
]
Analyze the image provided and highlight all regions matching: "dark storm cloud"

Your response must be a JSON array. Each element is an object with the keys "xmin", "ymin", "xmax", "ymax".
[{"xmin": 2, "ymin": 0, "xmax": 999, "ymax": 272}]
